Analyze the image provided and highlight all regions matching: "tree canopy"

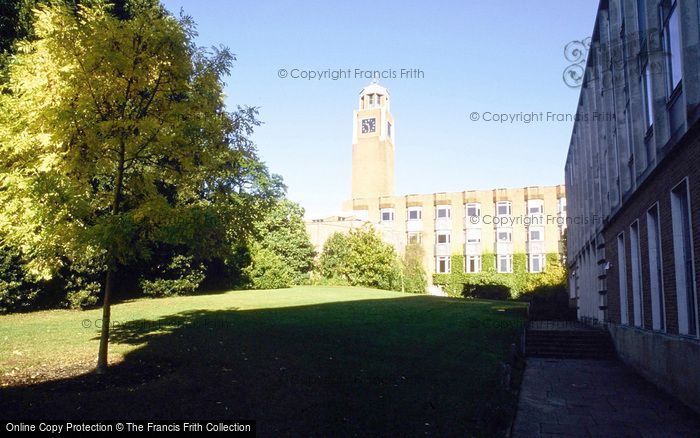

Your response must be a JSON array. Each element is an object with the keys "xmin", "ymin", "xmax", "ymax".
[
  {"xmin": 0, "ymin": 0, "xmax": 283, "ymax": 370},
  {"xmin": 319, "ymin": 227, "xmax": 402, "ymax": 291},
  {"xmin": 245, "ymin": 199, "xmax": 315, "ymax": 289}
]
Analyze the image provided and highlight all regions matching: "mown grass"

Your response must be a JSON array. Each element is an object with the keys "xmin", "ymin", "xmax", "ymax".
[{"xmin": 0, "ymin": 286, "xmax": 526, "ymax": 436}]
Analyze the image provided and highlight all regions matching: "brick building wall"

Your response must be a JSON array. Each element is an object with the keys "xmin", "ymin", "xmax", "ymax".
[{"xmin": 604, "ymin": 121, "xmax": 700, "ymax": 335}]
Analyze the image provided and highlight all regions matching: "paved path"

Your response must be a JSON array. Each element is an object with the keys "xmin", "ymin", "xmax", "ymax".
[{"xmin": 512, "ymin": 358, "xmax": 700, "ymax": 437}]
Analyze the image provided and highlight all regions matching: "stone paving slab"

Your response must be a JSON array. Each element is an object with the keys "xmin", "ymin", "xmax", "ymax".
[{"xmin": 512, "ymin": 358, "xmax": 700, "ymax": 437}]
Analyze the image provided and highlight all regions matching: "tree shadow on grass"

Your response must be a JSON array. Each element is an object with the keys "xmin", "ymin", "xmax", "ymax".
[{"xmin": 0, "ymin": 296, "xmax": 526, "ymax": 436}]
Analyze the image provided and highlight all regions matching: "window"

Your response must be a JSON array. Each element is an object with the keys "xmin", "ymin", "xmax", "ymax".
[
  {"xmin": 407, "ymin": 207, "xmax": 422, "ymax": 220},
  {"xmin": 637, "ymin": 0, "xmax": 647, "ymax": 42},
  {"xmin": 496, "ymin": 229, "xmax": 512, "ymax": 242},
  {"xmin": 465, "ymin": 255, "xmax": 481, "ymax": 273},
  {"xmin": 497, "ymin": 254, "xmax": 513, "ymax": 273},
  {"xmin": 646, "ymin": 204, "xmax": 665, "ymax": 331},
  {"xmin": 528, "ymin": 254, "xmax": 544, "ymax": 273},
  {"xmin": 671, "ymin": 180, "xmax": 697, "ymax": 336},
  {"xmin": 407, "ymin": 232, "xmax": 422, "ymax": 245},
  {"xmin": 436, "ymin": 206, "xmax": 451, "ymax": 219},
  {"xmin": 617, "ymin": 233, "xmax": 629, "ymax": 325},
  {"xmin": 436, "ymin": 256, "xmax": 451, "ymax": 274},
  {"xmin": 380, "ymin": 208, "xmax": 394, "ymax": 222},
  {"xmin": 436, "ymin": 232, "xmax": 451, "ymax": 244},
  {"xmin": 496, "ymin": 201, "xmax": 511, "ymax": 216},
  {"xmin": 465, "ymin": 203, "xmax": 480, "ymax": 217},
  {"xmin": 642, "ymin": 62, "xmax": 654, "ymax": 129},
  {"xmin": 529, "ymin": 227, "xmax": 544, "ymax": 242},
  {"xmin": 630, "ymin": 221, "xmax": 644, "ymax": 328},
  {"xmin": 387, "ymin": 122, "xmax": 392, "ymax": 138},
  {"xmin": 527, "ymin": 199, "xmax": 544, "ymax": 215},
  {"xmin": 662, "ymin": 0, "xmax": 682, "ymax": 93},
  {"xmin": 369, "ymin": 94, "xmax": 375, "ymax": 106},
  {"xmin": 466, "ymin": 228, "xmax": 481, "ymax": 243}
]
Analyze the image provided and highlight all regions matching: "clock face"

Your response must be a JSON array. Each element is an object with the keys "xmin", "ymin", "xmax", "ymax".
[{"xmin": 361, "ymin": 118, "xmax": 376, "ymax": 134}]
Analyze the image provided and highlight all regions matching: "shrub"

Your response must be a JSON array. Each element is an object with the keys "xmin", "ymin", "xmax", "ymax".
[
  {"xmin": 0, "ymin": 245, "xmax": 40, "ymax": 313},
  {"xmin": 464, "ymin": 284, "xmax": 511, "ymax": 301},
  {"xmin": 244, "ymin": 243, "xmax": 294, "ymax": 289},
  {"xmin": 140, "ymin": 255, "xmax": 206, "ymax": 297},
  {"xmin": 65, "ymin": 283, "xmax": 100, "ymax": 309},
  {"xmin": 318, "ymin": 228, "xmax": 401, "ymax": 291},
  {"xmin": 251, "ymin": 200, "xmax": 315, "ymax": 285},
  {"xmin": 402, "ymin": 244, "xmax": 427, "ymax": 293}
]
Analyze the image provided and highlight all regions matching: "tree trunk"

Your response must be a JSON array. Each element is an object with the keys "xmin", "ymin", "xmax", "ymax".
[
  {"xmin": 95, "ymin": 268, "xmax": 114, "ymax": 374},
  {"xmin": 96, "ymin": 139, "xmax": 126, "ymax": 374}
]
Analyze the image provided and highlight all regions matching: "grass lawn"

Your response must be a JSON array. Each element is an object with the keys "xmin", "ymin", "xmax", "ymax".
[{"xmin": 0, "ymin": 286, "xmax": 526, "ymax": 435}]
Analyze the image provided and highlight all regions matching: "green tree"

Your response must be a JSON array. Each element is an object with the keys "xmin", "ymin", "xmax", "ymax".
[
  {"xmin": 249, "ymin": 199, "xmax": 314, "ymax": 286},
  {"xmin": 0, "ymin": 2, "xmax": 282, "ymax": 372},
  {"xmin": 401, "ymin": 244, "xmax": 427, "ymax": 294},
  {"xmin": 244, "ymin": 242, "xmax": 295, "ymax": 290},
  {"xmin": 319, "ymin": 232, "xmax": 351, "ymax": 281},
  {"xmin": 319, "ymin": 227, "xmax": 401, "ymax": 291},
  {"xmin": 1, "ymin": 1, "xmax": 155, "ymax": 81}
]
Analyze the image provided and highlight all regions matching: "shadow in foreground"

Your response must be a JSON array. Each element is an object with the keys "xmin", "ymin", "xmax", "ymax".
[{"xmin": 1, "ymin": 296, "xmax": 526, "ymax": 436}]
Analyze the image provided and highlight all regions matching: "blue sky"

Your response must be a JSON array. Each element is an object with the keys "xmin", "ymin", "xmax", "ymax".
[{"xmin": 161, "ymin": 0, "xmax": 599, "ymax": 218}]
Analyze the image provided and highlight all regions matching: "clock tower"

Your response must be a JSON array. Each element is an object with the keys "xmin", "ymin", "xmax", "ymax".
[{"xmin": 351, "ymin": 82, "xmax": 395, "ymax": 200}]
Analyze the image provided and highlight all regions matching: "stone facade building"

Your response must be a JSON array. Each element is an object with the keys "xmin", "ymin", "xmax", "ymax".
[
  {"xmin": 565, "ymin": 0, "xmax": 700, "ymax": 412},
  {"xmin": 307, "ymin": 82, "xmax": 567, "ymax": 288}
]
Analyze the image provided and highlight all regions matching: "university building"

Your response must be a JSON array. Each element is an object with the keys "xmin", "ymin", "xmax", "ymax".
[
  {"xmin": 565, "ymin": 0, "xmax": 700, "ymax": 411},
  {"xmin": 306, "ymin": 82, "xmax": 567, "ymax": 288}
]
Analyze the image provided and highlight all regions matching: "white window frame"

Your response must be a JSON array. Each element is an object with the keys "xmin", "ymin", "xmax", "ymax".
[
  {"xmin": 436, "ymin": 256, "xmax": 451, "ymax": 274},
  {"xmin": 497, "ymin": 254, "xmax": 513, "ymax": 273},
  {"xmin": 646, "ymin": 203, "xmax": 666, "ymax": 331},
  {"xmin": 407, "ymin": 232, "xmax": 421, "ymax": 245},
  {"xmin": 380, "ymin": 208, "xmax": 395, "ymax": 223},
  {"xmin": 671, "ymin": 178, "xmax": 698, "ymax": 337},
  {"xmin": 617, "ymin": 233, "xmax": 629, "ymax": 325},
  {"xmin": 465, "ymin": 228, "xmax": 481, "ymax": 243},
  {"xmin": 496, "ymin": 201, "xmax": 512, "ymax": 217},
  {"xmin": 662, "ymin": 0, "xmax": 683, "ymax": 94},
  {"xmin": 496, "ymin": 228, "xmax": 512, "ymax": 242},
  {"xmin": 436, "ymin": 232, "xmax": 451, "ymax": 244},
  {"xmin": 642, "ymin": 62, "xmax": 654, "ymax": 129},
  {"xmin": 527, "ymin": 199, "xmax": 544, "ymax": 215},
  {"xmin": 630, "ymin": 221, "xmax": 644, "ymax": 328},
  {"xmin": 465, "ymin": 255, "xmax": 481, "ymax": 273},
  {"xmin": 407, "ymin": 207, "xmax": 422, "ymax": 221},
  {"xmin": 528, "ymin": 253, "xmax": 545, "ymax": 273},
  {"xmin": 528, "ymin": 226, "xmax": 544, "ymax": 242},
  {"xmin": 436, "ymin": 205, "xmax": 451, "ymax": 219},
  {"xmin": 465, "ymin": 203, "xmax": 481, "ymax": 218}
]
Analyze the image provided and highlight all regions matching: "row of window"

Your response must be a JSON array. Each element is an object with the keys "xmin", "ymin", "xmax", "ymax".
[
  {"xmin": 615, "ymin": 178, "xmax": 697, "ymax": 337},
  {"xmin": 435, "ymin": 254, "xmax": 546, "ymax": 274},
  {"xmin": 407, "ymin": 228, "xmax": 544, "ymax": 245},
  {"xmin": 640, "ymin": 0, "xmax": 683, "ymax": 132},
  {"xmin": 380, "ymin": 199, "xmax": 565, "ymax": 222}
]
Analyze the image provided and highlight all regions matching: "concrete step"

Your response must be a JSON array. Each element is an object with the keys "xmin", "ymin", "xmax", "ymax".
[{"xmin": 524, "ymin": 324, "xmax": 616, "ymax": 359}]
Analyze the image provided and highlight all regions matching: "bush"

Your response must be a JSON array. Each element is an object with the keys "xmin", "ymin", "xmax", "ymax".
[
  {"xmin": 402, "ymin": 244, "xmax": 427, "ymax": 293},
  {"xmin": 464, "ymin": 284, "xmax": 511, "ymax": 301},
  {"xmin": 65, "ymin": 283, "xmax": 100, "ymax": 309},
  {"xmin": 0, "ymin": 245, "xmax": 40, "ymax": 313},
  {"xmin": 251, "ymin": 200, "xmax": 315, "ymax": 285},
  {"xmin": 318, "ymin": 228, "xmax": 401, "ymax": 291},
  {"xmin": 244, "ymin": 243, "xmax": 294, "ymax": 289},
  {"xmin": 140, "ymin": 255, "xmax": 206, "ymax": 297},
  {"xmin": 519, "ymin": 284, "xmax": 576, "ymax": 321}
]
